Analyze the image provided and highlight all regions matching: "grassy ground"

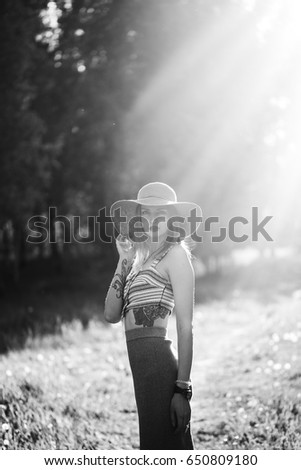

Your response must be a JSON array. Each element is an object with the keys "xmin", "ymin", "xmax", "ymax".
[{"xmin": 0, "ymin": 255, "xmax": 301, "ymax": 450}]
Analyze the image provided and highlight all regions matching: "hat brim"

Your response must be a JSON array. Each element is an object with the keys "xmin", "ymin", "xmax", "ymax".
[{"xmin": 110, "ymin": 199, "xmax": 202, "ymax": 240}]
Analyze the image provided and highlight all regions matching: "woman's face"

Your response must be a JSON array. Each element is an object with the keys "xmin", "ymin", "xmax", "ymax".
[{"xmin": 140, "ymin": 205, "xmax": 171, "ymax": 241}]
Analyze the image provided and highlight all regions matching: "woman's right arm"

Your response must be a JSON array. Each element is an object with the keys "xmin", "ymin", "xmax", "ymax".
[
  {"xmin": 104, "ymin": 235, "xmax": 135, "ymax": 323},
  {"xmin": 104, "ymin": 255, "xmax": 132, "ymax": 323}
]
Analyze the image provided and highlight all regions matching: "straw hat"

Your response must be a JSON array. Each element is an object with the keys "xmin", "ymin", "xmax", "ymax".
[{"xmin": 110, "ymin": 182, "xmax": 202, "ymax": 240}]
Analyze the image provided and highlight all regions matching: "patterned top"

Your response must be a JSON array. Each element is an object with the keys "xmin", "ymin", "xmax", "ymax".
[{"xmin": 121, "ymin": 244, "xmax": 176, "ymax": 319}]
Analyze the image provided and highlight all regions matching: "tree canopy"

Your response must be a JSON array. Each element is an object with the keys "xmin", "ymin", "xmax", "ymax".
[{"xmin": 1, "ymin": 0, "xmax": 300, "ymax": 280}]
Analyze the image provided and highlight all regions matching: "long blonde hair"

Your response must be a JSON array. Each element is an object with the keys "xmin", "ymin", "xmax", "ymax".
[{"xmin": 130, "ymin": 205, "xmax": 192, "ymax": 274}]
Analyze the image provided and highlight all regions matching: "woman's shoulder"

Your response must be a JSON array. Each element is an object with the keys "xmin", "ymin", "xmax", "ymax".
[
  {"xmin": 164, "ymin": 242, "xmax": 194, "ymax": 283},
  {"xmin": 166, "ymin": 242, "xmax": 192, "ymax": 266}
]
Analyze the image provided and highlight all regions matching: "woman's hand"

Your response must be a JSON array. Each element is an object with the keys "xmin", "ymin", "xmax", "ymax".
[
  {"xmin": 170, "ymin": 393, "xmax": 191, "ymax": 434},
  {"xmin": 116, "ymin": 234, "xmax": 135, "ymax": 261}
]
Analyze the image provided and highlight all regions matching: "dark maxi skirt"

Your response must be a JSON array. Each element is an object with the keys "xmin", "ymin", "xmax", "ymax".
[{"xmin": 125, "ymin": 327, "xmax": 194, "ymax": 450}]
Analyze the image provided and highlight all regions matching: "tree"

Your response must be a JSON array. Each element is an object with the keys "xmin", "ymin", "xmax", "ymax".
[{"xmin": 0, "ymin": 0, "xmax": 51, "ymax": 280}]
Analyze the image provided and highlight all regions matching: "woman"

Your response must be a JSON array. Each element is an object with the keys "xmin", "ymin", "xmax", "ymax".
[{"xmin": 104, "ymin": 182, "xmax": 202, "ymax": 450}]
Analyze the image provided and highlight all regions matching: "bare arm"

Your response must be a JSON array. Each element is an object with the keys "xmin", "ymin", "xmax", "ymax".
[
  {"xmin": 168, "ymin": 244, "xmax": 194, "ymax": 381},
  {"xmin": 167, "ymin": 244, "xmax": 194, "ymax": 433},
  {"xmin": 104, "ymin": 238, "xmax": 135, "ymax": 323}
]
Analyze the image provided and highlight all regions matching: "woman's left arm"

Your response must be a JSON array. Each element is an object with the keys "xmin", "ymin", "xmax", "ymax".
[{"xmin": 167, "ymin": 244, "xmax": 195, "ymax": 433}]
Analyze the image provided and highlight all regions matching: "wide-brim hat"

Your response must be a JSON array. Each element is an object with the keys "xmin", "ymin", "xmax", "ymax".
[{"xmin": 110, "ymin": 182, "xmax": 202, "ymax": 240}]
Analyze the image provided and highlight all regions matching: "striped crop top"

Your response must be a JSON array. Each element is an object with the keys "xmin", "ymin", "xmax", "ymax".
[{"xmin": 121, "ymin": 244, "xmax": 175, "ymax": 319}]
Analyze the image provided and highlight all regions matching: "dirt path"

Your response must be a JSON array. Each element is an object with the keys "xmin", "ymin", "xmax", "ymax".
[
  {"xmin": 190, "ymin": 295, "xmax": 301, "ymax": 449},
  {"xmin": 190, "ymin": 299, "xmax": 259, "ymax": 448}
]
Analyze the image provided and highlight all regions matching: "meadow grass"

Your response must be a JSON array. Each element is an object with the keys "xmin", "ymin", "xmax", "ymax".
[{"xmin": 0, "ymin": 255, "xmax": 301, "ymax": 449}]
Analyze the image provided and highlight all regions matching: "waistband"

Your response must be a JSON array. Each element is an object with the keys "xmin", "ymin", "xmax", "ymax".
[{"xmin": 125, "ymin": 327, "xmax": 168, "ymax": 342}]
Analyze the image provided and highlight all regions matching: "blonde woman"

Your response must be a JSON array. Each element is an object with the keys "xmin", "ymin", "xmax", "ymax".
[{"xmin": 104, "ymin": 182, "xmax": 201, "ymax": 450}]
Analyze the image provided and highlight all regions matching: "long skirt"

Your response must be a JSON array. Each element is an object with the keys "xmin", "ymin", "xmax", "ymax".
[{"xmin": 125, "ymin": 326, "xmax": 194, "ymax": 450}]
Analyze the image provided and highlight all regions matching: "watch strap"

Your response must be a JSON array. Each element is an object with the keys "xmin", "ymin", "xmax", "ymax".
[{"xmin": 174, "ymin": 384, "xmax": 192, "ymax": 401}]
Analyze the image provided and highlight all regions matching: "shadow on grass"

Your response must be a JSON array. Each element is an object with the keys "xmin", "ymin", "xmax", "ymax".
[{"xmin": 0, "ymin": 254, "xmax": 115, "ymax": 354}]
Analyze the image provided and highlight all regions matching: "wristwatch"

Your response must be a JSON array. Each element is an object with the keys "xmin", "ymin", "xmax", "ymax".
[{"xmin": 174, "ymin": 384, "xmax": 192, "ymax": 401}]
